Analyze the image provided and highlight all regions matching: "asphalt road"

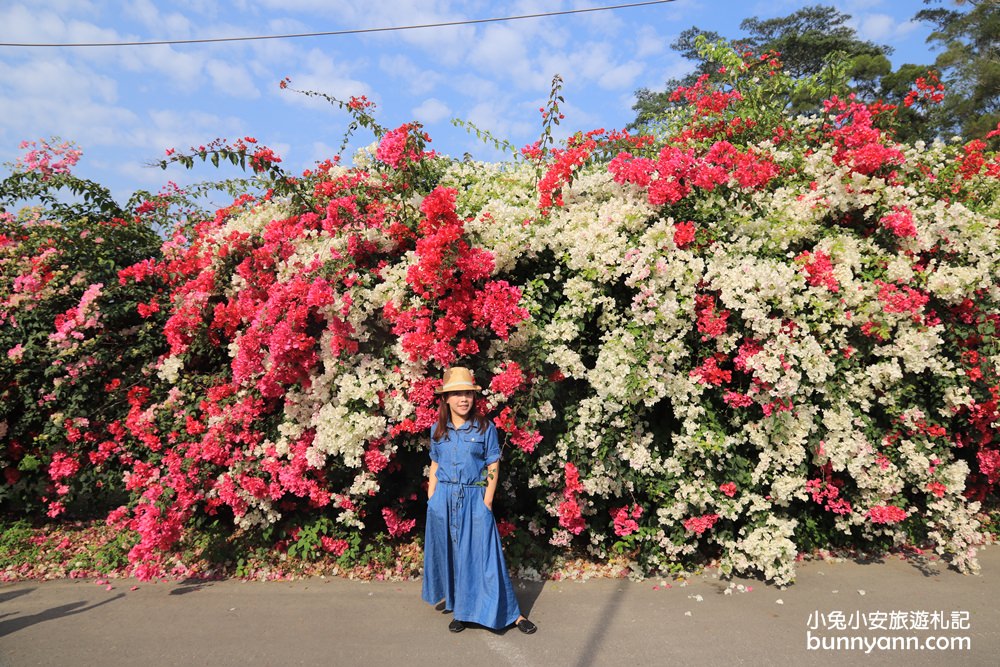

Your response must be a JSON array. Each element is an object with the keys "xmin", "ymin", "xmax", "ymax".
[{"xmin": 1, "ymin": 547, "xmax": 997, "ymax": 667}]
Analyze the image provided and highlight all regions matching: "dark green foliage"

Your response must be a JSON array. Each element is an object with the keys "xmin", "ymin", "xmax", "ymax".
[{"xmin": 916, "ymin": 0, "xmax": 999, "ymax": 143}]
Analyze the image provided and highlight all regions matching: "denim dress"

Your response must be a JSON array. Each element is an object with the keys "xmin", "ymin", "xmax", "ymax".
[{"xmin": 421, "ymin": 420, "xmax": 521, "ymax": 629}]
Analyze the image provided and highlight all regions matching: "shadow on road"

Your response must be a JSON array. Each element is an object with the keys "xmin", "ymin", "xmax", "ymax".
[
  {"xmin": 571, "ymin": 582, "xmax": 628, "ymax": 667},
  {"xmin": 169, "ymin": 578, "xmax": 217, "ymax": 596},
  {"xmin": 0, "ymin": 589, "xmax": 34, "ymax": 605},
  {"xmin": 515, "ymin": 579, "xmax": 545, "ymax": 618},
  {"xmin": 0, "ymin": 593, "xmax": 125, "ymax": 638}
]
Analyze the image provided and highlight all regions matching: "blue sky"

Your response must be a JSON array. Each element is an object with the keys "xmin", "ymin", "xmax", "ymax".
[{"xmin": 0, "ymin": 1, "xmax": 938, "ymax": 204}]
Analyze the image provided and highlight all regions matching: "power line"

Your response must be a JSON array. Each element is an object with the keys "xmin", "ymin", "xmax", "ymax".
[{"xmin": 0, "ymin": 1, "xmax": 677, "ymax": 48}]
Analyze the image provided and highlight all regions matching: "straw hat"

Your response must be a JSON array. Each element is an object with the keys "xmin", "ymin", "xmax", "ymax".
[{"xmin": 436, "ymin": 367, "xmax": 482, "ymax": 394}]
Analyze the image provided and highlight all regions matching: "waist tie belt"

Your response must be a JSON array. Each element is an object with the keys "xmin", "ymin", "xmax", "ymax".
[
  {"xmin": 437, "ymin": 481, "xmax": 484, "ymax": 501},
  {"xmin": 436, "ymin": 481, "xmax": 483, "ymax": 544}
]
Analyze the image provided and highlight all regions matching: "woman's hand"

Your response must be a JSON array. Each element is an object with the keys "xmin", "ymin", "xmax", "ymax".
[
  {"xmin": 483, "ymin": 460, "xmax": 499, "ymax": 512},
  {"xmin": 427, "ymin": 460, "xmax": 439, "ymax": 500}
]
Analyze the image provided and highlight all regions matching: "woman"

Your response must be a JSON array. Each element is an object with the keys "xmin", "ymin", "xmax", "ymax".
[{"xmin": 421, "ymin": 366, "xmax": 537, "ymax": 634}]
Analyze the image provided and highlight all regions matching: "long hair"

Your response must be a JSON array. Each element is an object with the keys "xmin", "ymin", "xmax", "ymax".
[{"xmin": 432, "ymin": 392, "xmax": 489, "ymax": 440}]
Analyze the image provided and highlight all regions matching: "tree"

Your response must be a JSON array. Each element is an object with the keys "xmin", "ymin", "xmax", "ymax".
[
  {"xmin": 916, "ymin": 0, "xmax": 999, "ymax": 142},
  {"xmin": 738, "ymin": 6, "xmax": 889, "ymax": 79},
  {"xmin": 630, "ymin": 27, "xmax": 722, "ymax": 128},
  {"xmin": 876, "ymin": 63, "xmax": 945, "ymax": 143},
  {"xmin": 630, "ymin": 5, "xmax": 893, "ymax": 128}
]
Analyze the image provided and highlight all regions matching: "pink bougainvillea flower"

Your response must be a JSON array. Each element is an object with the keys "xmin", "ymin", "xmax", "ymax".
[
  {"xmin": 673, "ymin": 221, "xmax": 696, "ymax": 248},
  {"xmin": 683, "ymin": 513, "xmax": 720, "ymax": 535},
  {"xmin": 320, "ymin": 536, "xmax": 350, "ymax": 556},
  {"xmin": 382, "ymin": 507, "xmax": 416, "ymax": 538},
  {"xmin": 490, "ymin": 361, "xmax": 526, "ymax": 398},
  {"xmin": 797, "ymin": 249, "xmax": 839, "ymax": 292},
  {"xmin": 695, "ymin": 294, "xmax": 729, "ymax": 338},
  {"xmin": 867, "ymin": 505, "xmax": 908, "ymax": 525},
  {"xmin": 690, "ymin": 354, "xmax": 732, "ymax": 386},
  {"xmin": 880, "ymin": 206, "xmax": 918, "ymax": 238},
  {"xmin": 611, "ymin": 504, "xmax": 643, "ymax": 536}
]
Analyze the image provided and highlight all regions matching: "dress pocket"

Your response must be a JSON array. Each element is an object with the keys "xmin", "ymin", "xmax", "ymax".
[
  {"xmin": 466, "ymin": 434, "xmax": 486, "ymax": 459},
  {"xmin": 477, "ymin": 488, "xmax": 492, "ymax": 514},
  {"xmin": 427, "ymin": 487, "xmax": 442, "ymax": 515}
]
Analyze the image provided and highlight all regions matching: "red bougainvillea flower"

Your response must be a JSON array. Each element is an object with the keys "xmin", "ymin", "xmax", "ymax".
[
  {"xmin": 867, "ymin": 505, "xmax": 908, "ymax": 525},
  {"xmin": 880, "ymin": 206, "xmax": 917, "ymax": 238},
  {"xmin": 683, "ymin": 513, "xmax": 720, "ymax": 535},
  {"xmin": 824, "ymin": 95, "xmax": 905, "ymax": 175},
  {"xmin": 557, "ymin": 462, "xmax": 587, "ymax": 535},
  {"xmin": 497, "ymin": 518, "xmax": 516, "ymax": 538},
  {"xmin": 695, "ymin": 294, "xmax": 729, "ymax": 338},
  {"xmin": 382, "ymin": 507, "xmax": 416, "ymax": 538},
  {"xmin": 492, "ymin": 406, "xmax": 542, "ymax": 454},
  {"xmin": 875, "ymin": 281, "xmax": 929, "ymax": 315},
  {"xmin": 690, "ymin": 354, "xmax": 732, "ymax": 386},
  {"xmin": 673, "ymin": 221, "xmax": 696, "ymax": 248},
  {"xmin": 321, "ymin": 536, "xmax": 350, "ymax": 556},
  {"xmin": 797, "ymin": 249, "xmax": 839, "ymax": 292},
  {"xmin": 490, "ymin": 361, "xmax": 526, "ymax": 398},
  {"xmin": 611, "ymin": 504, "xmax": 643, "ymax": 536}
]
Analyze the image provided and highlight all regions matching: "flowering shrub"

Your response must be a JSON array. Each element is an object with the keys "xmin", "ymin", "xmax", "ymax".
[
  {"xmin": 2, "ymin": 44, "xmax": 999, "ymax": 585},
  {"xmin": 0, "ymin": 183, "xmax": 165, "ymax": 518}
]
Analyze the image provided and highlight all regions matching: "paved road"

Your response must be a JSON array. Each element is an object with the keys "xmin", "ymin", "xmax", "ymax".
[{"xmin": 1, "ymin": 547, "xmax": 997, "ymax": 667}]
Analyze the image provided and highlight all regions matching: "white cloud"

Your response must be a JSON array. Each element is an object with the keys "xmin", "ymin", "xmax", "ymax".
[
  {"xmin": 176, "ymin": 0, "xmax": 222, "ymax": 18},
  {"xmin": 650, "ymin": 0, "xmax": 703, "ymax": 25},
  {"xmin": 378, "ymin": 54, "xmax": 445, "ymax": 96},
  {"xmin": 615, "ymin": 90, "xmax": 639, "ymax": 118},
  {"xmin": 448, "ymin": 73, "xmax": 501, "ymax": 101},
  {"xmin": 0, "ymin": 57, "xmax": 117, "ymax": 103},
  {"xmin": 536, "ymin": 43, "xmax": 642, "ymax": 92},
  {"xmin": 852, "ymin": 13, "xmax": 922, "ymax": 43},
  {"xmin": 307, "ymin": 140, "xmax": 340, "ymax": 165},
  {"xmin": 0, "ymin": 54, "xmax": 142, "ymax": 159},
  {"xmin": 0, "ymin": 88, "xmax": 138, "ymax": 157},
  {"xmin": 112, "ymin": 43, "xmax": 206, "ymax": 92},
  {"xmin": 635, "ymin": 25, "xmax": 667, "ymax": 59},
  {"xmin": 0, "ymin": 3, "xmax": 120, "ymax": 46},
  {"xmin": 122, "ymin": 108, "xmax": 250, "ymax": 163},
  {"xmin": 205, "ymin": 59, "xmax": 261, "ymax": 98},
  {"xmin": 844, "ymin": 10, "xmax": 927, "ymax": 68},
  {"xmin": 412, "ymin": 97, "xmax": 451, "ymax": 124},
  {"xmin": 30, "ymin": 0, "xmax": 99, "ymax": 12},
  {"xmin": 597, "ymin": 60, "xmax": 644, "ymax": 90},
  {"xmin": 257, "ymin": 0, "xmax": 475, "ymax": 63},
  {"xmin": 464, "ymin": 99, "xmax": 535, "ymax": 145},
  {"xmin": 568, "ymin": 0, "xmax": 627, "ymax": 36},
  {"xmin": 279, "ymin": 50, "xmax": 373, "ymax": 110},
  {"xmin": 853, "ymin": 13, "xmax": 896, "ymax": 41},
  {"xmin": 466, "ymin": 22, "xmax": 583, "ymax": 93},
  {"xmin": 0, "ymin": 3, "xmax": 218, "ymax": 97},
  {"xmin": 122, "ymin": 0, "xmax": 204, "ymax": 38},
  {"xmin": 468, "ymin": 24, "xmax": 532, "ymax": 78}
]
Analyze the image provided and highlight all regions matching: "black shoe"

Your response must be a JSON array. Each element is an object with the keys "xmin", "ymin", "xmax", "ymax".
[
  {"xmin": 515, "ymin": 618, "xmax": 537, "ymax": 634},
  {"xmin": 448, "ymin": 619, "xmax": 465, "ymax": 633}
]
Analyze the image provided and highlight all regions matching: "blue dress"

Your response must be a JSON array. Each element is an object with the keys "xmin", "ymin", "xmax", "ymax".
[{"xmin": 421, "ymin": 420, "xmax": 521, "ymax": 629}]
